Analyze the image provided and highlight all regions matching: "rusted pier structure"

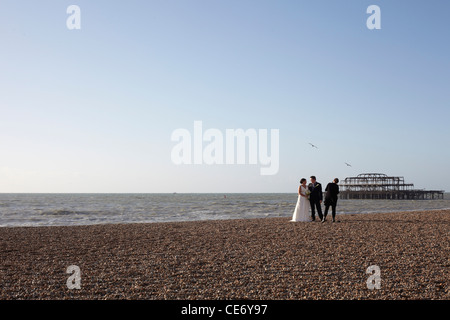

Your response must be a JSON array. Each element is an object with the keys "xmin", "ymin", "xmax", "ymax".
[{"xmin": 339, "ymin": 173, "xmax": 444, "ymax": 200}]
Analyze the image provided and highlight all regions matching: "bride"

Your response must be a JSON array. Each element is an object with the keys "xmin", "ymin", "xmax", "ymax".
[{"xmin": 291, "ymin": 178, "xmax": 310, "ymax": 222}]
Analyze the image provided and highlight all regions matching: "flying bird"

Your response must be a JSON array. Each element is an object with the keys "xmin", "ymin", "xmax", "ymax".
[
  {"xmin": 345, "ymin": 162, "xmax": 352, "ymax": 167},
  {"xmin": 308, "ymin": 143, "xmax": 318, "ymax": 149}
]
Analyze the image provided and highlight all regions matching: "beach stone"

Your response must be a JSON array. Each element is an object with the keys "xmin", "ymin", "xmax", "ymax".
[{"xmin": 0, "ymin": 210, "xmax": 448, "ymax": 300}]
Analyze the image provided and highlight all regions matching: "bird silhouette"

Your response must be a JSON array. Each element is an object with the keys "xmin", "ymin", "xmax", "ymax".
[
  {"xmin": 345, "ymin": 162, "xmax": 352, "ymax": 167},
  {"xmin": 308, "ymin": 143, "xmax": 318, "ymax": 149}
]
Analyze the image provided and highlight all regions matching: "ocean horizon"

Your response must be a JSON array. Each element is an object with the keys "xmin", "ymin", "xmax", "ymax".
[{"xmin": 1, "ymin": 193, "xmax": 449, "ymax": 227}]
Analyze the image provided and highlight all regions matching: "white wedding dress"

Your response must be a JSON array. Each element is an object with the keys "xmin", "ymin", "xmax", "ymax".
[{"xmin": 291, "ymin": 185, "xmax": 310, "ymax": 222}]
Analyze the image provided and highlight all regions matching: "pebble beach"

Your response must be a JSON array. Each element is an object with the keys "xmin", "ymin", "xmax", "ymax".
[{"xmin": 0, "ymin": 210, "xmax": 448, "ymax": 300}]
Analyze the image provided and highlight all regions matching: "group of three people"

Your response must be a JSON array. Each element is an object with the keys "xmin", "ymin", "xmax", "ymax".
[{"xmin": 291, "ymin": 176, "xmax": 340, "ymax": 223}]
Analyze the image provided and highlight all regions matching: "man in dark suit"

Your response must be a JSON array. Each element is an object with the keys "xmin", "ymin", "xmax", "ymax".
[
  {"xmin": 308, "ymin": 176, "xmax": 323, "ymax": 221},
  {"xmin": 323, "ymin": 178, "xmax": 340, "ymax": 223}
]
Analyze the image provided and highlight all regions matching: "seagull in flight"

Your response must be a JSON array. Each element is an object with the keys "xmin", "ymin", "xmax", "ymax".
[
  {"xmin": 308, "ymin": 143, "xmax": 318, "ymax": 149},
  {"xmin": 345, "ymin": 162, "xmax": 352, "ymax": 167}
]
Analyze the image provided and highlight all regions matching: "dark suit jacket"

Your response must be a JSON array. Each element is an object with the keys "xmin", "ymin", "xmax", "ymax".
[
  {"xmin": 324, "ymin": 183, "xmax": 340, "ymax": 205},
  {"xmin": 308, "ymin": 182, "xmax": 323, "ymax": 202}
]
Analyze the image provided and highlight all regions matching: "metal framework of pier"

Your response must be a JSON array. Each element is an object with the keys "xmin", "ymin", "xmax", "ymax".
[{"xmin": 339, "ymin": 173, "xmax": 444, "ymax": 200}]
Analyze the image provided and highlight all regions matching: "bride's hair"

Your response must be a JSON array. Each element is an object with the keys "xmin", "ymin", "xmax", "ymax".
[{"xmin": 300, "ymin": 178, "xmax": 306, "ymax": 184}]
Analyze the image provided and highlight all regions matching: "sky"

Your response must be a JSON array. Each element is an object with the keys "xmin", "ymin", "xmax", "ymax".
[{"xmin": 1, "ymin": 0, "xmax": 449, "ymax": 193}]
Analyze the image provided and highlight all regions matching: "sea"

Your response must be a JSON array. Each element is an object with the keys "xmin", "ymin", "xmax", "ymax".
[{"xmin": 0, "ymin": 193, "xmax": 449, "ymax": 227}]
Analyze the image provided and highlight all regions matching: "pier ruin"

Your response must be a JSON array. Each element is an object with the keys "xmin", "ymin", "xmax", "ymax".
[{"xmin": 339, "ymin": 173, "xmax": 444, "ymax": 200}]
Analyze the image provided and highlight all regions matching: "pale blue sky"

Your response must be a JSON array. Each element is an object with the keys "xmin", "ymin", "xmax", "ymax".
[{"xmin": 1, "ymin": 1, "xmax": 449, "ymax": 192}]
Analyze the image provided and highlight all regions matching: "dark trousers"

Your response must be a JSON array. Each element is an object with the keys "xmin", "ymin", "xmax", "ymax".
[
  {"xmin": 324, "ymin": 199, "xmax": 338, "ymax": 220},
  {"xmin": 309, "ymin": 199, "xmax": 323, "ymax": 220}
]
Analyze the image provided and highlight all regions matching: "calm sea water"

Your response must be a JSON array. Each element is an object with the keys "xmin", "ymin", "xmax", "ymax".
[{"xmin": 0, "ymin": 193, "xmax": 449, "ymax": 227}]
